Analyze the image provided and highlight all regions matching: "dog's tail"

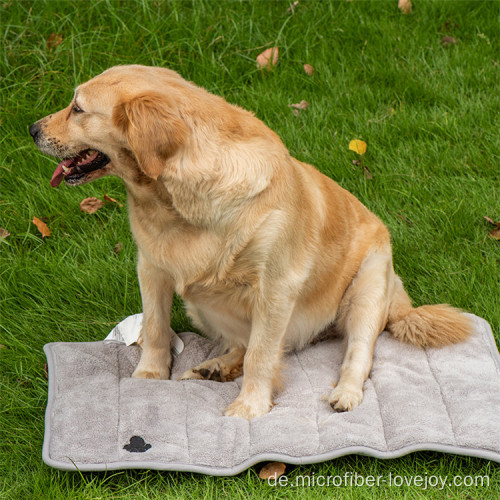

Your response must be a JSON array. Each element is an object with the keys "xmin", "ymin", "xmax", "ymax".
[{"xmin": 386, "ymin": 276, "xmax": 472, "ymax": 348}]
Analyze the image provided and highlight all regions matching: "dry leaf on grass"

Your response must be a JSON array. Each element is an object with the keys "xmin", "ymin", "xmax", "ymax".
[
  {"xmin": 80, "ymin": 197, "xmax": 104, "ymax": 214},
  {"xmin": 256, "ymin": 47, "xmax": 279, "ymax": 69},
  {"xmin": 441, "ymin": 36, "xmax": 458, "ymax": 46},
  {"xmin": 484, "ymin": 216, "xmax": 500, "ymax": 240},
  {"xmin": 349, "ymin": 139, "xmax": 367, "ymax": 155},
  {"xmin": 289, "ymin": 100, "xmax": 309, "ymax": 116},
  {"xmin": 104, "ymin": 194, "xmax": 124, "ymax": 207},
  {"xmin": 0, "ymin": 227, "xmax": 10, "ymax": 239},
  {"xmin": 398, "ymin": 0, "xmax": 412, "ymax": 15},
  {"xmin": 32, "ymin": 217, "xmax": 51, "ymax": 238},
  {"xmin": 490, "ymin": 228, "xmax": 500, "ymax": 240},
  {"xmin": 259, "ymin": 461, "xmax": 286, "ymax": 480},
  {"xmin": 47, "ymin": 33, "xmax": 63, "ymax": 50},
  {"xmin": 289, "ymin": 100, "xmax": 309, "ymax": 110},
  {"xmin": 303, "ymin": 63, "xmax": 315, "ymax": 75},
  {"xmin": 113, "ymin": 242, "xmax": 123, "ymax": 254}
]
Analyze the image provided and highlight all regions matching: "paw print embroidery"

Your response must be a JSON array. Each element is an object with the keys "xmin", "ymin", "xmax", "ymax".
[{"xmin": 123, "ymin": 435, "xmax": 152, "ymax": 453}]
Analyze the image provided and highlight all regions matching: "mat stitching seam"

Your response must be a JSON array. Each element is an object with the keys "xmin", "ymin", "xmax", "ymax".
[
  {"xmin": 294, "ymin": 350, "xmax": 321, "ymax": 455},
  {"xmin": 424, "ymin": 348, "xmax": 457, "ymax": 446},
  {"xmin": 371, "ymin": 373, "xmax": 389, "ymax": 452}
]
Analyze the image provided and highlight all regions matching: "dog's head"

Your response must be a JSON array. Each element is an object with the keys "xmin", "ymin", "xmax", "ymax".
[{"xmin": 29, "ymin": 65, "xmax": 190, "ymax": 187}]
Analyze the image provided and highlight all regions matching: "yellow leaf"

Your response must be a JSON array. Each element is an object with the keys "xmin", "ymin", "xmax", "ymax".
[
  {"xmin": 349, "ymin": 139, "xmax": 367, "ymax": 155},
  {"xmin": 32, "ymin": 217, "xmax": 51, "ymax": 238}
]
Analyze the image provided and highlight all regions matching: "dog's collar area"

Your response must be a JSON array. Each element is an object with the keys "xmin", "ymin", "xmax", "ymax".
[{"xmin": 51, "ymin": 149, "xmax": 110, "ymax": 187}]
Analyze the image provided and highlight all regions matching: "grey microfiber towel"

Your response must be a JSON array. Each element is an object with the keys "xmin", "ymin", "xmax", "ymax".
[{"xmin": 42, "ymin": 314, "xmax": 500, "ymax": 474}]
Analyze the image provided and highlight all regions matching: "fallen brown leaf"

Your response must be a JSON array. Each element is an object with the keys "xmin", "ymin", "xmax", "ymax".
[
  {"xmin": 484, "ymin": 216, "xmax": 500, "ymax": 240},
  {"xmin": 483, "ymin": 216, "xmax": 499, "ymax": 226},
  {"xmin": 303, "ymin": 63, "xmax": 315, "ymax": 75},
  {"xmin": 490, "ymin": 228, "xmax": 500, "ymax": 240},
  {"xmin": 398, "ymin": 0, "xmax": 412, "ymax": 15},
  {"xmin": 32, "ymin": 217, "xmax": 51, "ymax": 238},
  {"xmin": 256, "ymin": 47, "xmax": 279, "ymax": 69},
  {"xmin": 80, "ymin": 197, "xmax": 104, "ymax": 214},
  {"xmin": 363, "ymin": 165, "xmax": 373, "ymax": 180},
  {"xmin": 47, "ymin": 33, "xmax": 63, "ymax": 51},
  {"xmin": 113, "ymin": 242, "xmax": 123, "ymax": 254},
  {"xmin": 104, "ymin": 194, "xmax": 124, "ymax": 207},
  {"xmin": 0, "ymin": 227, "xmax": 10, "ymax": 239},
  {"xmin": 441, "ymin": 36, "xmax": 458, "ymax": 46},
  {"xmin": 259, "ymin": 462, "xmax": 286, "ymax": 480},
  {"xmin": 289, "ymin": 100, "xmax": 309, "ymax": 110}
]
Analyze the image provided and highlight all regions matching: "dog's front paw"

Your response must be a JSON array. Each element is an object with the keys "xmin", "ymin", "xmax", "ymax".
[
  {"xmin": 132, "ymin": 366, "xmax": 169, "ymax": 379},
  {"xmin": 224, "ymin": 396, "xmax": 272, "ymax": 420},
  {"xmin": 132, "ymin": 347, "xmax": 171, "ymax": 380},
  {"xmin": 328, "ymin": 385, "xmax": 363, "ymax": 412},
  {"xmin": 132, "ymin": 359, "xmax": 170, "ymax": 380}
]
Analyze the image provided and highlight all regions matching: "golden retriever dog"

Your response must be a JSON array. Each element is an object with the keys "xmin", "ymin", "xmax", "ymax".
[{"xmin": 30, "ymin": 65, "xmax": 472, "ymax": 419}]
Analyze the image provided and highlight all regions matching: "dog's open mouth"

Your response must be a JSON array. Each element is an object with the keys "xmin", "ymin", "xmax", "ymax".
[{"xmin": 50, "ymin": 149, "xmax": 110, "ymax": 187}]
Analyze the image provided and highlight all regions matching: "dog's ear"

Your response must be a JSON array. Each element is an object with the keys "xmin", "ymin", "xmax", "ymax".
[{"xmin": 113, "ymin": 93, "xmax": 188, "ymax": 179}]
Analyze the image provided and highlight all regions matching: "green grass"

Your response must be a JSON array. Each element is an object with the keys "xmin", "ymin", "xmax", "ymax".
[{"xmin": 1, "ymin": 0, "xmax": 499, "ymax": 498}]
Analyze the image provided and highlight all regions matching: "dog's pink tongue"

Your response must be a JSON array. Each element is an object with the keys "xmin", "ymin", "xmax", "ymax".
[{"xmin": 50, "ymin": 159, "xmax": 72, "ymax": 187}]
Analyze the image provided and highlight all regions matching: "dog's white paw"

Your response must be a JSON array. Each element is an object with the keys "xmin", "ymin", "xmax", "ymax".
[
  {"xmin": 132, "ymin": 346, "xmax": 171, "ymax": 380},
  {"xmin": 224, "ymin": 396, "xmax": 272, "ymax": 420},
  {"xmin": 328, "ymin": 385, "xmax": 363, "ymax": 412},
  {"xmin": 132, "ymin": 360, "xmax": 170, "ymax": 380}
]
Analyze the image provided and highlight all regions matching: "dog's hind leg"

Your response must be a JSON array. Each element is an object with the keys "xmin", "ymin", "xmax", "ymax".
[
  {"xmin": 328, "ymin": 249, "xmax": 394, "ymax": 412},
  {"xmin": 178, "ymin": 347, "xmax": 245, "ymax": 382}
]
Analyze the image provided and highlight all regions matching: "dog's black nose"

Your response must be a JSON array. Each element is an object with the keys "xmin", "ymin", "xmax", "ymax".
[{"xmin": 29, "ymin": 123, "xmax": 40, "ymax": 141}]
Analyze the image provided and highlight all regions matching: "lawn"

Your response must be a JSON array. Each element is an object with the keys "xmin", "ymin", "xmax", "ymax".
[{"xmin": 1, "ymin": 0, "xmax": 499, "ymax": 498}]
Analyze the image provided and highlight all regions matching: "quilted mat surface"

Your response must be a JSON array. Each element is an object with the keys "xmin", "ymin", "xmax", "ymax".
[{"xmin": 43, "ymin": 314, "xmax": 500, "ymax": 474}]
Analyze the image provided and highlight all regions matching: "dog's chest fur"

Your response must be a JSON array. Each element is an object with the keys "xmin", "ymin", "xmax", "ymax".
[{"xmin": 126, "ymin": 181, "xmax": 260, "ymax": 302}]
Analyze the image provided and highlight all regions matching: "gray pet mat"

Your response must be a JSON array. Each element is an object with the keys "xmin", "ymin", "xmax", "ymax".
[{"xmin": 43, "ymin": 314, "xmax": 500, "ymax": 474}]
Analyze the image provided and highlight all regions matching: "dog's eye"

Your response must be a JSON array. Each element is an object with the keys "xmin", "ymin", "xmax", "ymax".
[{"xmin": 72, "ymin": 104, "xmax": 84, "ymax": 114}]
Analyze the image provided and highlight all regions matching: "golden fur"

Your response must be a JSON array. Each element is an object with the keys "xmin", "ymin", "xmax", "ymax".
[{"xmin": 31, "ymin": 65, "xmax": 472, "ymax": 419}]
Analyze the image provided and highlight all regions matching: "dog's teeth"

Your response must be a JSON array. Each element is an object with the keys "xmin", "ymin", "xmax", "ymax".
[{"xmin": 62, "ymin": 165, "xmax": 69, "ymax": 173}]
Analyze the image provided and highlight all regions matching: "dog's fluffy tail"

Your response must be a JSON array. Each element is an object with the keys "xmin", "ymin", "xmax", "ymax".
[{"xmin": 386, "ymin": 276, "xmax": 472, "ymax": 348}]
